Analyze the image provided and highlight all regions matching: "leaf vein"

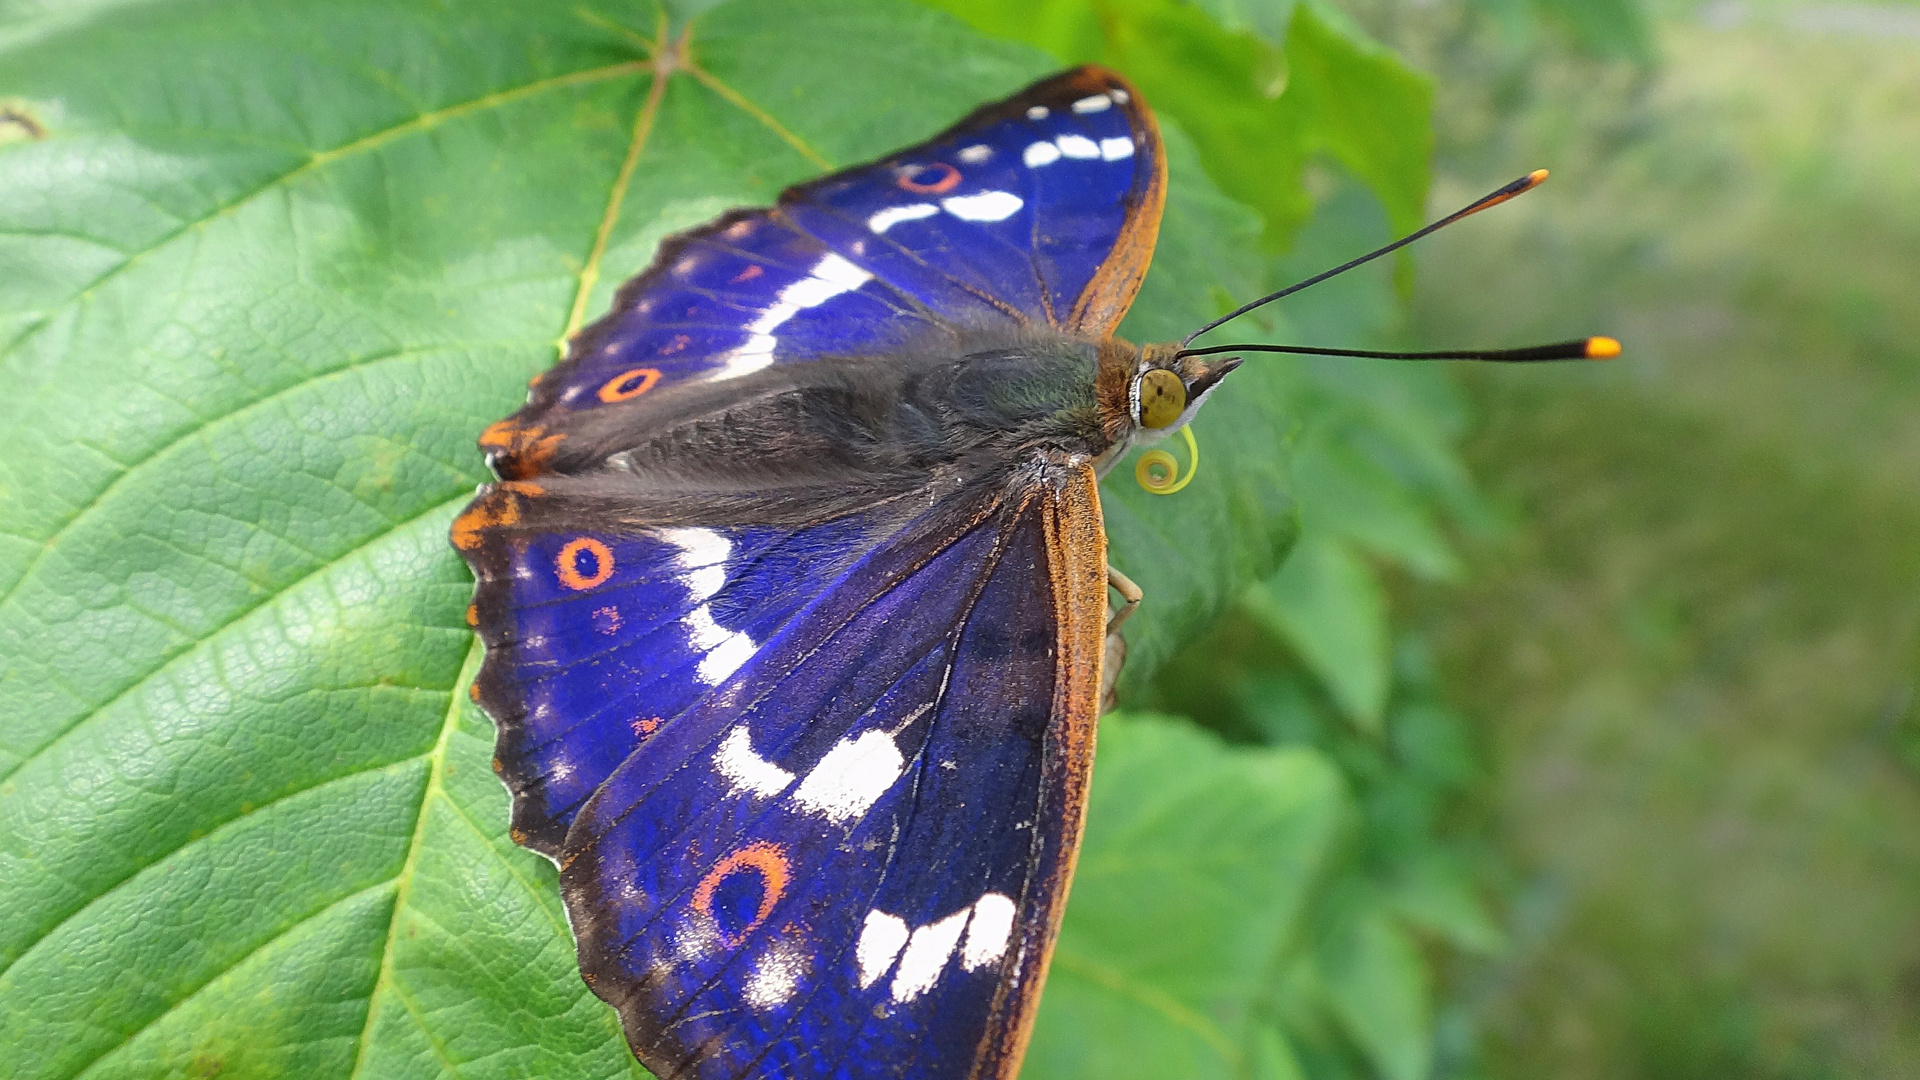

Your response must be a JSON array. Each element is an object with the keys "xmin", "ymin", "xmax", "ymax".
[
  {"xmin": 345, "ymin": 637, "xmax": 480, "ymax": 1080},
  {"xmin": 0, "ymin": 340, "xmax": 532, "ymax": 612},
  {"xmin": 0, "ymin": 490, "xmax": 471, "ymax": 783},
  {"xmin": 65, "ymin": 877, "xmax": 402, "ymax": 1080},
  {"xmin": 0, "ymin": 53, "xmax": 648, "ymax": 564},
  {"xmin": 0, "ymin": 752, "xmax": 438, "ymax": 981}
]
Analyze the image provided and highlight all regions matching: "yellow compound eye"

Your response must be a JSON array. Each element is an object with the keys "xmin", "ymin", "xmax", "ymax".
[{"xmin": 1136, "ymin": 368, "xmax": 1188, "ymax": 429}]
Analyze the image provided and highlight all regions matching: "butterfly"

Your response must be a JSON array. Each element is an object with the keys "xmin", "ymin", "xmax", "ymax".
[{"xmin": 451, "ymin": 63, "xmax": 1613, "ymax": 1080}]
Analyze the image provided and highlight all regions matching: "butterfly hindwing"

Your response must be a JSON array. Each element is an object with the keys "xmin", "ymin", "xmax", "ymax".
[
  {"xmin": 559, "ymin": 464, "xmax": 1105, "ymax": 1080},
  {"xmin": 462, "ymin": 498, "xmax": 901, "ymax": 853}
]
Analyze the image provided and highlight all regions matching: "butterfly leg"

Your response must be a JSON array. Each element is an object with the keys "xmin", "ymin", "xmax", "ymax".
[
  {"xmin": 1105, "ymin": 565, "xmax": 1141, "ymax": 636},
  {"xmin": 1101, "ymin": 566, "xmax": 1142, "ymax": 713}
]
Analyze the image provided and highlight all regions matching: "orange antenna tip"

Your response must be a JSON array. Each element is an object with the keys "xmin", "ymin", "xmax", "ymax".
[
  {"xmin": 1585, "ymin": 336, "xmax": 1622, "ymax": 359},
  {"xmin": 1527, "ymin": 168, "xmax": 1550, "ymax": 187}
]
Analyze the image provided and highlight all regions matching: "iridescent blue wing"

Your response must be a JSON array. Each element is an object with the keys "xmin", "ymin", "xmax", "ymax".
[
  {"xmin": 458, "ymin": 489, "xmax": 909, "ymax": 854},
  {"xmin": 482, "ymin": 66, "xmax": 1162, "ymax": 481},
  {"xmin": 775, "ymin": 65, "xmax": 1164, "ymax": 338},
  {"xmin": 455, "ymin": 63, "xmax": 1161, "ymax": 1080},
  {"xmin": 456, "ymin": 463, "xmax": 1105, "ymax": 1079},
  {"xmin": 559, "ymin": 465, "xmax": 1106, "ymax": 1080}
]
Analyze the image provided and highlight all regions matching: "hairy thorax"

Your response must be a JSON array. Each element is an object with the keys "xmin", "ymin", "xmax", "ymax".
[{"xmin": 474, "ymin": 326, "xmax": 1148, "ymax": 529}]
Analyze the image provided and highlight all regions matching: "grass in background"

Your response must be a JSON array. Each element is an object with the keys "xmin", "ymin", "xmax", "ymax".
[{"xmin": 1393, "ymin": 4, "xmax": 1920, "ymax": 1077}]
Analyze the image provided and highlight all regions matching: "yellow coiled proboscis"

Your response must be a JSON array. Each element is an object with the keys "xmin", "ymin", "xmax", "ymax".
[{"xmin": 1134, "ymin": 425, "xmax": 1199, "ymax": 495}]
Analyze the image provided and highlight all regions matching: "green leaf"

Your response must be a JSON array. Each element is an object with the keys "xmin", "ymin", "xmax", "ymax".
[
  {"xmin": 1316, "ymin": 904, "xmax": 1433, "ymax": 1080},
  {"xmin": 1105, "ymin": 125, "xmax": 1299, "ymax": 685},
  {"xmin": 1188, "ymin": 0, "xmax": 1298, "ymax": 46},
  {"xmin": 1293, "ymin": 423, "xmax": 1462, "ymax": 581},
  {"xmin": 1244, "ymin": 534, "xmax": 1392, "ymax": 730},
  {"xmin": 1252, "ymin": 1024, "xmax": 1311, "ymax": 1080},
  {"xmin": 0, "ymin": 0, "xmax": 1321, "ymax": 1073},
  {"xmin": 1383, "ymin": 854, "xmax": 1508, "ymax": 957},
  {"xmin": 1280, "ymin": 3, "xmax": 1433, "ymax": 240},
  {"xmin": 1025, "ymin": 714, "xmax": 1344, "ymax": 1080}
]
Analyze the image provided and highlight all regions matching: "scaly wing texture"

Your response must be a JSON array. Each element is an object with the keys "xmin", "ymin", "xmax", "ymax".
[
  {"xmin": 481, "ymin": 66, "xmax": 1163, "ymax": 481},
  {"xmin": 459, "ymin": 465, "xmax": 1105, "ymax": 1080},
  {"xmin": 560, "ymin": 466, "xmax": 1106, "ymax": 1080}
]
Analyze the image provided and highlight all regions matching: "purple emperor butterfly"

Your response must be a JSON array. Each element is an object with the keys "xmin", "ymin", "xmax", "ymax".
[{"xmin": 452, "ymin": 65, "xmax": 1614, "ymax": 1080}]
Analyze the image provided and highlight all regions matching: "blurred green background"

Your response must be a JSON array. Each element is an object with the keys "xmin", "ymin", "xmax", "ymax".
[
  {"xmin": 1408, "ymin": 4, "xmax": 1920, "ymax": 1076},
  {"xmin": 1157, "ymin": 0, "xmax": 1920, "ymax": 1076}
]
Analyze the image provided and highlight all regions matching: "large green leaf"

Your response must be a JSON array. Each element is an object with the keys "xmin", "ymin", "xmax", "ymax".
[
  {"xmin": 1025, "ymin": 715, "xmax": 1343, "ymax": 1080},
  {"xmin": 0, "ymin": 0, "xmax": 1320, "ymax": 1074}
]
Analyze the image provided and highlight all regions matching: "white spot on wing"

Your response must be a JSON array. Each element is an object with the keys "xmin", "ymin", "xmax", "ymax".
[
  {"xmin": 890, "ymin": 908, "xmax": 970, "ymax": 1002},
  {"xmin": 857, "ymin": 910, "xmax": 910, "ymax": 989},
  {"xmin": 1056, "ymin": 134, "xmax": 1100, "ymax": 159},
  {"xmin": 868, "ymin": 203, "xmax": 939, "ymax": 233},
  {"xmin": 1026, "ymin": 105, "xmax": 1048, "ymax": 120},
  {"xmin": 941, "ymin": 190, "xmax": 1024, "ymax": 223},
  {"xmin": 958, "ymin": 144, "xmax": 993, "ymax": 163},
  {"xmin": 1111, "ymin": 88, "xmax": 1130, "ymax": 103},
  {"xmin": 672, "ymin": 914, "xmax": 719, "ymax": 962},
  {"xmin": 709, "ymin": 253, "xmax": 874, "ymax": 381},
  {"xmin": 661, "ymin": 526, "xmax": 730, "ymax": 600},
  {"xmin": 1100, "ymin": 136, "xmax": 1135, "ymax": 161},
  {"xmin": 745, "ymin": 938, "xmax": 811, "ymax": 1010},
  {"xmin": 696, "ymin": 619, "xmax": 757, "ymax": 684},
  {"xmin": 662, "ymin": 527, "xmax": 758, "ymax": 682},
  {"xmin": 715, "ymin": 726, "xmax": 794, "ymax": 797},
  {"xmin": 811, "ymin": 252, "xmax": 871, "ymax": 290},
  {"xmin": 1072, "ymin": 93, "xmax": 1112, "ymax": 113},
  {"xmin": 961, "ymin": 893, "xmax": 1017, "ymax": 972},
  {"xmin": 792, "ymin": 730, "xmax": 906, "ymax": 822},
  {"xmin": 1023, "ymin": 141, "xmax": 1062, "ymax": 167}
]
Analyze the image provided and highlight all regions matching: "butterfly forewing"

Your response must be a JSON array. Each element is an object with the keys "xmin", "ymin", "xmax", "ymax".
[
  {"xmin": 480, "ymin": 67, "xmax": 1163, "ymax": 481},
  {"xmin": 779, "ymin": 66, "xmax": 1163, "ymax": 336}
]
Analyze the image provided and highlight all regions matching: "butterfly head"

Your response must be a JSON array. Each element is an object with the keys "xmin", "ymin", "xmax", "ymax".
[{"xmin": 1122, "ymin": 342, "xmax": 1240, "ymax": 443}]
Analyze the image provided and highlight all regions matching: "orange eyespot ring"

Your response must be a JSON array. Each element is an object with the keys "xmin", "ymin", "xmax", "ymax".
[
  {"xmin": 555, "ymin": 537, "xmax": 615, "ymax": 590},
  {"xmin": 1136, "ymin": 368, "xmax": 1187, "ymax": 429},
  {"xmin": 1135, "ymin": 426, "xmax": 1200, "ymax": 496},
  {"xmin": 598, "ymin": 367, "xmax": 661, "ymax": 403},
  {"xmin": 691, "ymin": 840, "xmax": 792, "ymax": 945},
  {"xmin": 896, "ymin": 161, "xmax": 961, "ymax": 194}
]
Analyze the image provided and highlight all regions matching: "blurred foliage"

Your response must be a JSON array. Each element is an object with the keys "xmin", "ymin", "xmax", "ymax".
[{"xmin": 1370, "ymin": 0, "xmax": 1920, "ymax": 1077}]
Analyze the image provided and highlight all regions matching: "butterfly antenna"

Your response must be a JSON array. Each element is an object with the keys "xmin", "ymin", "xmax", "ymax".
[
  {"xmin": 1178, "ymin": 337, "xmax": 1622, "ymax": 363},
  {"xmin": 1182, "ymin": 169, "xmax": 1552, "ymax": 347}
]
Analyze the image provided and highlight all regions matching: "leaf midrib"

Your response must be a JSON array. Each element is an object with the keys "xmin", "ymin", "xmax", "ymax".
[
  {"xmin": 0, "ymin": 489, "xmax": 473, "ymax": 783},
  {"xmin": 344, "ymin": 638, "xmax": 477, "ymax": 1080}
]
